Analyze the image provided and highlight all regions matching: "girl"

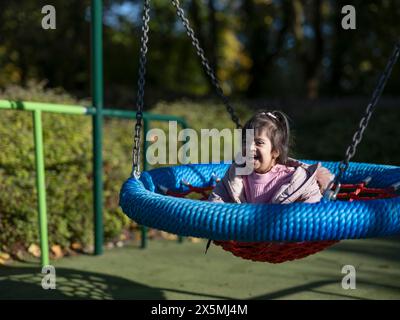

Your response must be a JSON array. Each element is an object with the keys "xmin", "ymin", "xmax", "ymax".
[{"xmin": 208, "ymin": 110, "xmax": 334, "ymax": 204}]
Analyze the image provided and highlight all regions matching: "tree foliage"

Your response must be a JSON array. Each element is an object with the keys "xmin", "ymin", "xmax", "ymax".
[{"xmin": 0, "ymin": 0, "xmax": 399, "ymax": 103}]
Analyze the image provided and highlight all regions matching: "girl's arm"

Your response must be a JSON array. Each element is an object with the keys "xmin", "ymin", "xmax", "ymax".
[
  {"xmin": 301, "ymin": 178, "xmax": 323, "ymax": 203},
  {"xmin": 208, "ymin": 165, "xmax": 232, "ymax": 203},
  {"xmin": 208, "ymin": 180, "xmax": 236, "ymax": 203},
  {"xmin": 208, "ymin": 163, "xmax": 242, "ymax": 203}
]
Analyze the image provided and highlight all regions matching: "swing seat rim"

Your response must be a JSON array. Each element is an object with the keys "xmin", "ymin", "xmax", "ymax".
[{"xmin": 119, "ymin": 160, "xmax": 400, "ymax": 242}]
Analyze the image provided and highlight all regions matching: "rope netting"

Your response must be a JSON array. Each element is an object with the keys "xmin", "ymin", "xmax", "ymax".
[{"xmin": 162, "ymin": 178, "xmax": 398, "ymax": 263}]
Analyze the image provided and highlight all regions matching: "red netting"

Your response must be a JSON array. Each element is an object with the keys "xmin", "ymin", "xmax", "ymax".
[
  {"xmin": 165, "ymin": 179, "xmax": 398, "ymax": 263},
  {"xmin": 213, "ymin": 240, "xmax": 339, "ymax": 263}
]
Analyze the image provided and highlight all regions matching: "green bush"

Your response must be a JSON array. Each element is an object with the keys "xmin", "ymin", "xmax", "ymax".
[{"xmin": 0, "ymin": 82, "xmax": 132, "ymax": 255}]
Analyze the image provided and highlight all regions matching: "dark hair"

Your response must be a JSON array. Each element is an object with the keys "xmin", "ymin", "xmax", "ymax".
[{"xmin": 242, "ymin": 110, "xmax": 291, "ymax": 164}]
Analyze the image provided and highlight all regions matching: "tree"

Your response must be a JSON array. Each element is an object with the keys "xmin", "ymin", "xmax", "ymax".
[
  {"xmin": 291, "ymin": 0, "xmax": 324, "ymax": 100},
  {"xmin": 241, "ymin": 0, "xmax": 292, "ymax": 98}
]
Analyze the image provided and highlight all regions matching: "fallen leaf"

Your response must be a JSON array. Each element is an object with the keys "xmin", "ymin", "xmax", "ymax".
[
  {"xmin": 51, "ymin": 245, "xmax": 63, "ymax": 259},
  {"xmin": 71, "ymin": 242, "xmax": 82, "ymax": 250},
  {"xmin": 160, "ymin": 231, "xmax": 178, "ymax": 241},
  {"xmin": 0, "ymin": 252, "xmax": 10, "ymax": 260},
  {"xmin": 28, "ymin": 244, "xmax": 41, "ymax": 258}
]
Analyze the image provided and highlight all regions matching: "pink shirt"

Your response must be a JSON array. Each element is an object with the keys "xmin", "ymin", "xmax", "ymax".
[{"xmin": 243, "ymin": 164, "xmax": 295, "ymax": 203}]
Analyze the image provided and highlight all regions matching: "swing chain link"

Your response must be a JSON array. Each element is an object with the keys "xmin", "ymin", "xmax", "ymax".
[
  {"xmin": 326, "ymin": 41, "xmax": 400, "ymax": 200},
  {"xmin": 171, "ymin": 0, "xmax": 242, "ymax": 129},
  {"xmin": 132, "ymin": 0, "xmax": 151, "ymax": 178}
]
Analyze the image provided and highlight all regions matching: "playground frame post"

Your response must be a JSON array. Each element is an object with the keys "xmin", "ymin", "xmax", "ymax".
[
  {"xmin": 92, "ymin": 0, "xmax": 104, "ymax": 255},
  {"xmin": 33, "ymin": 110, "xmax": 49, "ymax": 266}
]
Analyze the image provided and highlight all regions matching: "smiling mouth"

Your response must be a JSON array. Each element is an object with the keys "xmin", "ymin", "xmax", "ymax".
[{"xmin": 244, "ymin": 154, "xmax": 260, "ymax": 162}]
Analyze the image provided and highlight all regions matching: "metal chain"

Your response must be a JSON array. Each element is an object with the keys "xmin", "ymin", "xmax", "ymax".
[
  {"xmin": 171, "ymin": 0, "xmax": 242, "ymax": 129},
  {"xmin": 131, "ymin": 0, "xmax": 151, "ymax": 178},
  {"xmin": 325, "ymin": 40, "xmax": 400, "ymax": 200}
]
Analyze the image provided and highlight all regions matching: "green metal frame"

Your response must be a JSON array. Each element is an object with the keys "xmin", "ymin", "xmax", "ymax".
[
  {"xmin": 33, "ymin": 110, "xmax": 49, "ymax": 266},
  {"xmin": 1, "ymin": 0, "xmax": 189, "ymax": 266},
  {"xmin": 92, "ymin": 0, "xmax": 104, "ymax": 256},
  {"xmin": 0, "ymin": 99, "xmax": 188, "ymax": 266}
]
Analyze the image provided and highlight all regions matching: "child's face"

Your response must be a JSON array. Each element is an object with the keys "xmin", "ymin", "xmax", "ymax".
[{"xmin": 247, "ymin": 128, "xmax": 279, "ymax": 174}]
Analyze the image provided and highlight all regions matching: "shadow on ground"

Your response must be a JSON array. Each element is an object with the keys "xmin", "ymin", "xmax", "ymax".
[
  {"xmin": 0, "ymin": 266, "xmax": 165, "ymax": 299},
  {"xmin": 328, "ymin": 236, "xmax": 400, "ymax": 263},
  {"xmin": 0, "ymin": 266, "xmax": 234, "ymax": 300},
  {"xmin": 1, "ymin": 236, "xmax": 400, "ymax": 299},
  {"xmin": 250, "ymin": 279, "xmax": 400, "ymax": 300}
]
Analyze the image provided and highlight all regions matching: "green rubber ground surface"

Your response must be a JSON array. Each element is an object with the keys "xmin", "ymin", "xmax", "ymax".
[{"xmin": 1, "ymin": 237, "xmax": 400, "ymax": 300}]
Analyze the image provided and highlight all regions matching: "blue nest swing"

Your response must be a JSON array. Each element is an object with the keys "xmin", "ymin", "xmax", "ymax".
[
  {"xmin": 120, "ymin": 161, "xmax": 400, "ymax": 242},
  {"xmin": 119, "ymin": 0, "xmax": 400, "ymax": 262}
]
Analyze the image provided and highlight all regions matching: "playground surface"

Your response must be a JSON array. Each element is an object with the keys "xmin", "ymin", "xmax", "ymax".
[{"xmin": 1, "ymin": 236, "xmax": 400, "ymax": 300}]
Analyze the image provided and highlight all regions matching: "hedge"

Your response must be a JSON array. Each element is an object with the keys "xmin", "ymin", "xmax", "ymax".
[{"xmin": 0, "ymin": 82, "xmax": 133, "ymax": 255}]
